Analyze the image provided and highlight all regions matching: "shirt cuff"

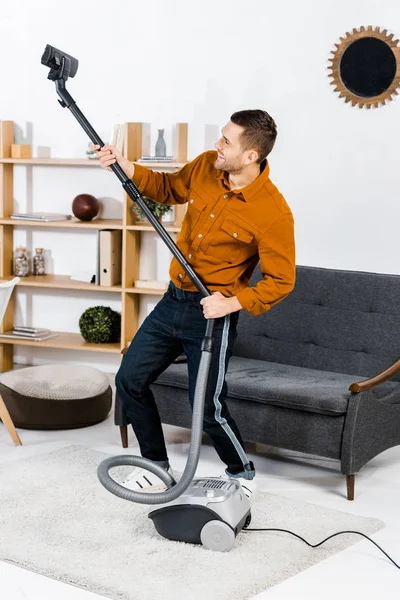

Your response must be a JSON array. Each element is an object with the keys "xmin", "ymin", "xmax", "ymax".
[{"xmin": 236, "ymin": 288, "xmax": 267, "ymax": 316}]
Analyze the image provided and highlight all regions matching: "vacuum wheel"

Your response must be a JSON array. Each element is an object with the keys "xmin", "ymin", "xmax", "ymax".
[
  {"xmin": 244, "ymin": 512, "xmax": 252, "ymax": 529},
  {"xmin": 200, "ymin": 520, "xmax": 235, "ymax": 552}
]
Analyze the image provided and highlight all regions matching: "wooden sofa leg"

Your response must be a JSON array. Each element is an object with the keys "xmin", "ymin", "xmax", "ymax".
[
  {"xmin": 120, "ymin": 425, "xmax": 128, "ymax": 448},
  {"xmin": 0, "ymin": 393, "xmax": 22, "ymax": 446},
  {"xmin": 346, "ymin": 475, "xmax": 355, "ymax": 501}
]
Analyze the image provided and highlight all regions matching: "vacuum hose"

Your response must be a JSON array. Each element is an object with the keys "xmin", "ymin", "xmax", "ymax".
[{"xmin": 97, "ymin": 320, "xmax": 214, "ymax": 504}]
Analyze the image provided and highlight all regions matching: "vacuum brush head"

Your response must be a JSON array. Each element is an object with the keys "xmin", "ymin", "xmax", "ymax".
[{"xmin": 41, "ymin": 44, "xmax": 79, "ymax": 81}]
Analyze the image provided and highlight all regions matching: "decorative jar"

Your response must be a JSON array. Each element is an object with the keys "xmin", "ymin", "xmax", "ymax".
[
  {"xmin": 13, "ymin": 247, "xmax": 30, "ymax": 277},
  {"xmin": 32, "ymin": 248, "xmax": 46, "ymax": 276}
]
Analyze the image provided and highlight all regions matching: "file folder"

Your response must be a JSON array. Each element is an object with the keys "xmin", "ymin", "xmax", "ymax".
[{"xmin": 99, "ymin": 229, "xmax": 122, "ymax": 286}]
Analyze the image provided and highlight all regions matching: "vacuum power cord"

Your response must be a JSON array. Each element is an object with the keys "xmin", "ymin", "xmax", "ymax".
[{"xmin": 244, "ymin": 528, "xmax": 399, "ymax": 569}]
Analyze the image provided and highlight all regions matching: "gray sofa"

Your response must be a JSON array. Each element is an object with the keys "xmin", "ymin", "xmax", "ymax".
[{"xmin": 115, "ymin": 265, "xmax": 400, "ymax": 500}]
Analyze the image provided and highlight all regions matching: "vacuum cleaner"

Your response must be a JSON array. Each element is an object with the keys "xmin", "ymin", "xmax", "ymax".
[
  {"xmin": 41, "ymin": 44, "xmax": 251, "ymax": 552},
  {"xmin": 40, "ymin": 45, "xmax": 400, "ymax": 569}
]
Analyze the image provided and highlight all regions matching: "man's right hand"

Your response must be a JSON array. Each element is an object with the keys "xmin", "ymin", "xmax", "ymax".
[{"xmin": 94, "ymin": 144, "xmax": 135, "ymax": 179}]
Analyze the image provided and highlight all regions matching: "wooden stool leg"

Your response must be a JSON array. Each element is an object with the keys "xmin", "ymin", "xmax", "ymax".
[
  {"xmin": 0, "ymin": 393, "xmax": 22, "ymax": 446},
  {"xmin": 120, "ymin": 425, "xmax": 128, "ymax": 448},
  {"xmin": 346, "ymin": 474, "xmax": 355, "ymax": 501}
]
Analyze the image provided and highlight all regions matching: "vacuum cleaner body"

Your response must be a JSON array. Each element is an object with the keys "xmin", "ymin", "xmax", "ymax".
[{"xmin": 148, "ymin": 477, "xmax": 251, "ymax": 552}]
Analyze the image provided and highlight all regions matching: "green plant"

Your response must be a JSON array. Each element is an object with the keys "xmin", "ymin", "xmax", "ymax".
[
  {"xmin": 79, "ymin": 306, "xmax": 121, "ymax": 344},
  {"xmin": 131, "ymin": 196, "xmax": 172, "ymax": 221}
]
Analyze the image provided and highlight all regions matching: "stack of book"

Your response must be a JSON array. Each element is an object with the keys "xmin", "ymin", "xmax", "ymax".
[
  {"xmin": 138, "ymin": 156, "xmax": 175, "ymax": 163},
  {"xmin": 0, "ymin": 327, "xmax": 58, "ymax": 341},
  {"xmin": 10, "ymin": 212, "xmax": 72, "ymax": 222}
]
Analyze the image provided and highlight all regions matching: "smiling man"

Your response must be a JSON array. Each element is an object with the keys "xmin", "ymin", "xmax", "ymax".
[{"xmin": 95, "ymin": 109, "xmax": 295, "ymax": 498}]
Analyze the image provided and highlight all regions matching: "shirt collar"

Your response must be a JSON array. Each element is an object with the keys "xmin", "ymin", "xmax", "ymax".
[{"xmin": 215, "ymin": 159, "xmax": 270, "ymax": 202}]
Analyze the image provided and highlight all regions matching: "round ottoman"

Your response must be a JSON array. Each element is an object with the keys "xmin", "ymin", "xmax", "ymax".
[{"xmin": 0, "ymin": 364, "xmax": 112, "ymax": 430}]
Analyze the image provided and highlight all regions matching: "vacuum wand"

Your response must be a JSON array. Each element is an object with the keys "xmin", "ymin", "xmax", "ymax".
[
  {"xmin": 41, "ymin": 43, "xmax": 220, "ymax": 510},
  {"xmin": 40, "ymin": 46, "xmax": 255, "ymax": 554},
  {"xmin": 41, "ymin": 44, "xmax": 211, "ymax": 299}
]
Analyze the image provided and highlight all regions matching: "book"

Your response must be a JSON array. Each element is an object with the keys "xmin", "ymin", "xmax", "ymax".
[
  {"xmin": 10, "ymin": 212, "xmax": 72, "ymax": 222},
  {"xmin": 12, "ymin": 331, "xmax": 51, "ymax": 339},
  {"xmin": 110, "ymin": 124, "xmax": 126, "ymax": 154},
  {"xmin": 13, "ymin": 327, "xmax": 51, "ymax": 337},
  {"xmin": 13, "ymin": 326, "xmax": 51, "ymax": 333}
]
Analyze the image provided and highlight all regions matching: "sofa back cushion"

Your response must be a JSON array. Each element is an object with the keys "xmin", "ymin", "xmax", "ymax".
[{"xmin": 234, "ymin": 265, "xmax": 400, "ymax": 380}]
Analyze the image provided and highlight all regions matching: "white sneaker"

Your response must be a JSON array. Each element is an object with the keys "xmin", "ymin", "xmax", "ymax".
[
  {"xmin": 121, "ymin": 466, "xmax": 175, "ymax": 493},
  {"xmin": 220, "ymin": 474, "xmax": 257, "ymax": 500}
]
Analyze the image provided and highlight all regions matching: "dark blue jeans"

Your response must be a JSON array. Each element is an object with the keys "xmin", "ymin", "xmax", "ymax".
[{"xmin": 115, "ymin": 281, "xmax": 255, "ymax": 478}]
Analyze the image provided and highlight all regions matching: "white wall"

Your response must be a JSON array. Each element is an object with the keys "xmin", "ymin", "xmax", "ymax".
[{"xmin": 0, "ymin": 0, "xmax": 399, "ymax": 372}]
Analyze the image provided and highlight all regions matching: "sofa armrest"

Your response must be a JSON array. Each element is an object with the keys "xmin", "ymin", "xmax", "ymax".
[{"xmin": 349, "ymin": 359, "xmax": 400, "ymax": 393}]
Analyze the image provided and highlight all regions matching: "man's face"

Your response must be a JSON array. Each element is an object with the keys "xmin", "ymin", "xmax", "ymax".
[{"xmin": 214, "ymin": 121, "xmax": 250, "ymax": 174}]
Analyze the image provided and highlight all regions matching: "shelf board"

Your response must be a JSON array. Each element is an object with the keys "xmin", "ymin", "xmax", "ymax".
[
  {"xmin": 0, "ymin": 218, "xmax": 123, "ymax": 229},
  {"xmin": 0, "ymin": 331, "xmax": 121, "ymax": 353},
  {"xmin": 0, "ymin": 158, "xmax": 100, "ymax": 166},
  {"xmin": 125, "ymin": 286, "xmax": 167, "ymax": 295},
  {"xmin": 1, "ymin": 276, "xmax": 176, "ymax": 296},
  {"xmin": 126, "ymin": 224, "xmax": 181, "ymax": 232},
  {"xmin": 0, "ymin": 158, "xmax": 186, "ymax": 169},
  {"xmin": 0, "ymin": 275, "xmax": 122, "ymax": 292},
  {"xmin": 1, "ymin": 276, "xmax": 170, "ymax": 295}
]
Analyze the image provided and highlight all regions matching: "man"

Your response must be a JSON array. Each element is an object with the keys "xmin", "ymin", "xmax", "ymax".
[{"xmin": 96, "ymin": 109, "xmax": 295, "ymax": 498}]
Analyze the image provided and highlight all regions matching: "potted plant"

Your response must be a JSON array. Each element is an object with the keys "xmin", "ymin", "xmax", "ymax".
[
  {"xmin": 131, "ymin": 196, "xmax": 173, "ymax": 223},
  {"xmin": 79, "ymin": 306, "xmax": 121, "ymax": 344}
]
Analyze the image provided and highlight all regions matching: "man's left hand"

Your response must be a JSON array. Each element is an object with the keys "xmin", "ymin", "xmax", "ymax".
[{"xmin": 200, "ymin": 292, "xmax": 242, "ymax": 319}]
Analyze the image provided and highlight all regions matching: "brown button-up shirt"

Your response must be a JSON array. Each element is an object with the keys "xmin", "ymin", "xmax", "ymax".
[{"xmin": 132, "ymin": 150, "xmax": 295, "ymax": 315}]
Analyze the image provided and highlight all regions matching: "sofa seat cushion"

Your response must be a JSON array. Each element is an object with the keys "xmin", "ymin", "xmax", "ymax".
[{"xmin": 154, "ymin": 356, "xmax": 399, "ymax": 417}]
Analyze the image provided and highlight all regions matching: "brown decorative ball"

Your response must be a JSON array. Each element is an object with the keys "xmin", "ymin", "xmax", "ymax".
[{"xmin": 72, "ymin": 194, "xmax": 99, "ymax": 221}]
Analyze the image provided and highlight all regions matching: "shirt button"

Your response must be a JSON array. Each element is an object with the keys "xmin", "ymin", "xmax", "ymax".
[
  {"xmin": 198, "ymin": 233, "xmax": 203, "ymax": 238},
  {"xmin": 233, "ymin": 232, "xmax": 238, "ymax": 238},
  {"xmin": 188, "ymin": 253, "xmax": 193, "ymax": 259},
  {"xmin": 223, "ymin": 194, "xmax": 229, "ymax": 199},
  {"xmin": 178, "ymin": 273, "xmax": 183, "ymax": 279},
  {"xmin": 210, "ymin": 214, "xmax": 215, "ymax": 218},
  {"xmin": 190, "ymin": 199, "xmax": 194, "ymax": 204}
]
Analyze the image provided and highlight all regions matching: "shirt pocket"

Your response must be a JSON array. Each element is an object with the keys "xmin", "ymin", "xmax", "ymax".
[
  {"xmin": 180, "ymin": 190, "xmax": 207, "ymax": 239},
  {"xmin": 206, "ymin": 218, "xmax": 254, "ymax": 263}
]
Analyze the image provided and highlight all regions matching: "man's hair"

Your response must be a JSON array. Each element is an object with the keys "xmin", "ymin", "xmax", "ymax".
[{"xmin": 230, "ymin": 109, "xmax": 277, "ymax": 163}]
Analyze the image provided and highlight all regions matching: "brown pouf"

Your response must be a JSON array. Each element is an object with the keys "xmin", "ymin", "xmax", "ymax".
[{"xmin": 0, "ymin": 364, "xmax": 112, "ymax": 430}]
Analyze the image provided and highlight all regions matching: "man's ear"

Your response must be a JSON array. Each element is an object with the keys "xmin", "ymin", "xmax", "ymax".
[{"xmin": 246, "ymin": 150, "xmax": 259, "ymax": 164}]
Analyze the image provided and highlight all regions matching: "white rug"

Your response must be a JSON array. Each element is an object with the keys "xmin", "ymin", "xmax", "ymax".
[{"xmin": 0, "ymin": 445, "xmax": 384, "ymax": 600}]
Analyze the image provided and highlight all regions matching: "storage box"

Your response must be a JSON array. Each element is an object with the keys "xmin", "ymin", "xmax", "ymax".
[{"xmin": 11, "ymin": 144, "xmax": 32, "ymax": 159}]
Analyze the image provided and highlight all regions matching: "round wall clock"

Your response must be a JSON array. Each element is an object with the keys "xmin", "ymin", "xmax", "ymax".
[{"xmin": 328, "ymin": 26, "xmax": 400, "ymax": 108}]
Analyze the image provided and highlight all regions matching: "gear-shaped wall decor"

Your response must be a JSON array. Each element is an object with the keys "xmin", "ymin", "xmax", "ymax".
[{"xmin": 328, "ymin": 26, "xmax": 400, "ymax": 108}]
